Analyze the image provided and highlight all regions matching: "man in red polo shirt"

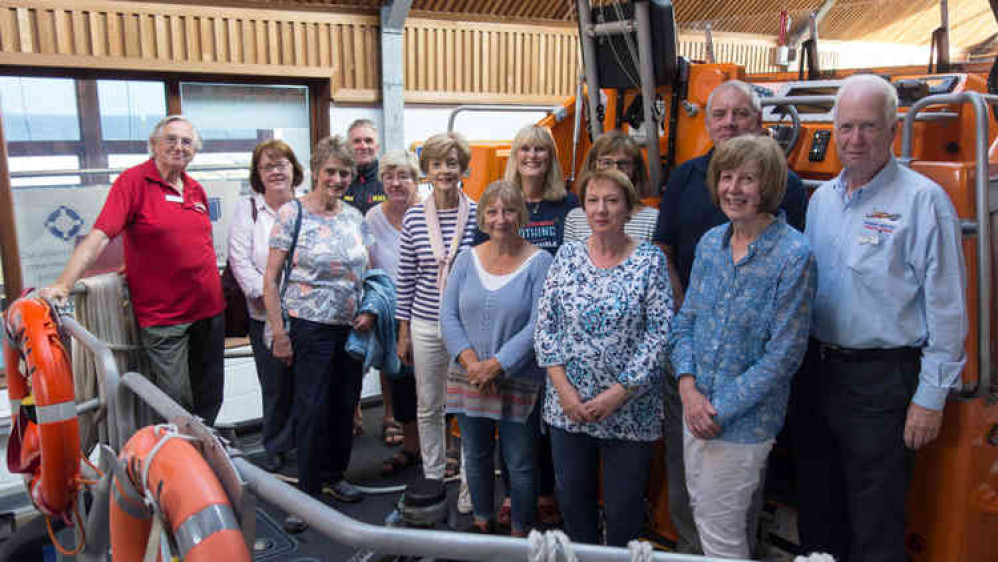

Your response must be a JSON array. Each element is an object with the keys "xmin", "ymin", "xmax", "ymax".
[{"xmin": 41, "ymin": 115, "xmax": 225, "ymax": 424}]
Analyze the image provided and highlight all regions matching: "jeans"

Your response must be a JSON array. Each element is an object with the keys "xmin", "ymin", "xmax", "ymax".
[
  {"xmin": 549, "ymin": 427, "xmax": 653, "ymax": 547},
  {"xmin": 410, "ymin": 318, "xmax": 449, "ymax": 479},
  {"xmin": 457, "ymin": 406, "xmax": 540, "ymax": 532},
  {"xmin": 290, "ymin": 318, "xmax": 363, "ymax": 496},
  {"xmin": 140, "ymin": 312, "xmax": 224, "ymax": 425},
  {"xmin": 248, "ymin": 319, "xmax": 295, "ymax": 454}
]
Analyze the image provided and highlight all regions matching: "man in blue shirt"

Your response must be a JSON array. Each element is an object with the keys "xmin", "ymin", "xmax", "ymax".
[
  {"xmin": 652, "ymin": 79, "xmax": 808, "ymax": 554},
  {"xmin": 794, "ymin": 74, "xmax": 967, "ymax": 562}
]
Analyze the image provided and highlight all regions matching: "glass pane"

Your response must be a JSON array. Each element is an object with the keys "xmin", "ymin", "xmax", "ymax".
[
  {"xmin": 9, "ymin": 155, "xmax": 81, "ymax": 187},
  {"xmin": 180, "ymin": 82, "xmax": 311, "ymax": 185},
  {"xmin": 0, "ymin": 77, "xmax": 80, "ymax": 141},
  {"xmin": 97, "ymin": 80, "xmax": 167, "ymax": 141}
]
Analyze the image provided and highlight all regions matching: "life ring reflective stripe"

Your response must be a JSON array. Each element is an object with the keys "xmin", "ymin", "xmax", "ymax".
[
  {"xmin": 174, "ymin": 503, "xmax": 241, "ymax": 558},
  {"xmin": 111, "ymin": 426, "xmax": 251, "ymax": 562},
  {"xmin": 2, "ymin": 297, "xmax": 81, "ymax": 520}
]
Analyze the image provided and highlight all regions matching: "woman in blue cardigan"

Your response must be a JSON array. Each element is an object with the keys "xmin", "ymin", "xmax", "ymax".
[{"xmin": 441, "ymin": 180, "xmax": 553, "ymax": 536}]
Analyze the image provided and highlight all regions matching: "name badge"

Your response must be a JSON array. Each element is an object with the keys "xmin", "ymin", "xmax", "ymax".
[{"xmin": 165, "ymin": 194, "xmax": 183, "ymax": 203}]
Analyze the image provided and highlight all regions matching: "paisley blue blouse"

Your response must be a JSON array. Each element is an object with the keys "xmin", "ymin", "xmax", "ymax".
[{"xmin": 534, "ymin": 241, "xmax": 674, "ymax": 441}]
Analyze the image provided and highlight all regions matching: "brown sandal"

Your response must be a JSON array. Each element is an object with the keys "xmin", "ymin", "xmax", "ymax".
[
  {"xmin": 382, "ymin": 420, "xmax": 404, "ymax": 447},
  {"xmin": 381, "ymin": 450, "xmax": 420, "ymax": 476}
]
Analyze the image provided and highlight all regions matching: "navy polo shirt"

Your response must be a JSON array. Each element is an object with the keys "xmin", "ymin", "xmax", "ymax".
[{"xmin": 653, "ymin": 150, "xmax": 808, "ymax": 289}]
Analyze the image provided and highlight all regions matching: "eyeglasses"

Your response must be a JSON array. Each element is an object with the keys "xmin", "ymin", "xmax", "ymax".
[
  {"xmin": 382, "ymin": 171, "xmax": 415, "ymax": 183},
  {"xmin": 597, "ymin": 158, "xmax": 634, "ymax": 172},
  {"xmin": 160, "ymin": 135, "xmax": 195, "ymax": 149},
  {"xmin": 260, "ymin": 161, "xmax": 291, "ymax": 172}
]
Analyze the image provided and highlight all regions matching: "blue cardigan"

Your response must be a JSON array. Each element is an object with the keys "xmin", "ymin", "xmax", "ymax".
[
  {"xmin": 440, "ymin": 248, "xmax": 553, "ymax": 384},
  {"xmin": 345, "ymin": 269, "xmax": 401, "ymax": 377}
]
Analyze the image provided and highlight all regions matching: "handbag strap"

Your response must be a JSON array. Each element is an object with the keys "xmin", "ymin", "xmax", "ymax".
[{"xmin": 278, "ymin": 199, "xmax": 303, "ymax": 304}]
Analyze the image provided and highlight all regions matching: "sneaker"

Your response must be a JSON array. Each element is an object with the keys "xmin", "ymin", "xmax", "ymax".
[
  {"xmin": 324, "ymin": 479, "xmax": 363, "ymax": 503},
  {"xmin": 457, "ymin": 479, "xmax": 473, "ymax": 514},
  {"xmin": 283, "ymin": 515, "xmax": 308, "ymax": 534},
  {"xmin": 261, "ymin": 452, "xmax": 284, "ymax": 472}
]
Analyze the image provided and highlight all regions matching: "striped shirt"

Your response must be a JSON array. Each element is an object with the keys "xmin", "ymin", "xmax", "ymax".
[
  {"xmin": 396, "ymin": 202, "xmax": 478, "ymax": 322},
  {"xmin": 562, "ymin": 205, "xmax": 659, "ymax": 243}
]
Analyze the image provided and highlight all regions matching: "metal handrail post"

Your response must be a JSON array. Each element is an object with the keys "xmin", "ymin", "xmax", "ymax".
[
  {"xmin": 59, "ymin": 315, "xmax": 123, "ymax": 451},
  {"xmin": 901, "ymin": 91, "xmax": 997, "ymax": 400},
  {"xmin": 233, "ymin": 458, "xmax": 742, "ymax": 562}
]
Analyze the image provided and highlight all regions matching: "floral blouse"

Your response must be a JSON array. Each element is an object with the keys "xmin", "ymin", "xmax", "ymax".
[
  {"xmin": 670, "ymin": 217, "xmax": 816, "ymax": 443},
  {"xmin": 534, "ymin": 241, "xmax": 674, "ymax": 441},
  {"xmin": 270, "ymin": 200, "xmax": 371, "ymax": 326}
]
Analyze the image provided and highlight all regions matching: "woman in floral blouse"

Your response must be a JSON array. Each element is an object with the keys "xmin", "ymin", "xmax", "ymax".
[
  {"xmin": 263, "ymin": 136, "xmax": 374, "ymax": 533},
  {"xmin": 534, "ymin": 169, "xmax": 674, "ymax": 547},
  {"xmin": 670, "ymin": 135, "xmax": 816, "ymax": 558}
]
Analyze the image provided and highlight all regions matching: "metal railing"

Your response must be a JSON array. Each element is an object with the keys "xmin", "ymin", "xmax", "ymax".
[
  {"xmin": 51, "ymin": 314, "xmax": 738, "ymax": 562},
  {"xmin": 900, "ymin": 91, "xmax": 997, "ymax": 401},
  {"xmin": 447, "ymin": 105, "xmax": 567, "ymax": 133}
]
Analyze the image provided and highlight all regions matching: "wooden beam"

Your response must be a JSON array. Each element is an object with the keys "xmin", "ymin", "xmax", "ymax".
[
  {"xmin": 75, "ymin": 79, "xmax": 109, "ymax": 185},
  {"xmin": 0, "ymin": 107, "xmax": 23, "ymax": 305}
]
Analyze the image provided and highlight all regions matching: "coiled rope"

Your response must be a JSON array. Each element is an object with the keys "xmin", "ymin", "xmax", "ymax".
[
  {"xmin": 526, "ymin": 530, "xmax": 658, "ymax": 562},
  {"xmin": 71, "ymin": 273, "xmax": 150, "ymax": 450},
  {"xmin": 527, "ymin": 529, "xmax": 577, "ymax": 562}
]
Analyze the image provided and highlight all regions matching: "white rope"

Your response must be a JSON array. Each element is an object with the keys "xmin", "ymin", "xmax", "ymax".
[
  {"xmin": 527, "ymin": 529, "xmax": 578, "ymax": 562},
  {"xmin": 627, "ymin": 539, "xmax": 654, "ymax": 562},
  {"xmin": 71, "ymin": 273, "xmax": 150, "ymax": 450}
]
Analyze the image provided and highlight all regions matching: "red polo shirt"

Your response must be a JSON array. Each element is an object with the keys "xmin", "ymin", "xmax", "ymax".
[{"xmin": 93, "ymin": 159, "xmax": 224, "ymax": 327}]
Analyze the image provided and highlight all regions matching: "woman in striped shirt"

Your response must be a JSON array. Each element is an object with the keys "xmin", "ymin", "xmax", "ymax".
[
  {"xmin": 396, "ymin": 132, "xmax": 478, "ymax": 480},
  {"xmin": 563, "ymin": 130, "xmax": 660, "ymax": 243}
]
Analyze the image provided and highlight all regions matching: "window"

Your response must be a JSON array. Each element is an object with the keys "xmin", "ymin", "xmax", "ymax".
[{"xmin": 181, "ymin": 83, "xmax": 311, "ymax": 190}]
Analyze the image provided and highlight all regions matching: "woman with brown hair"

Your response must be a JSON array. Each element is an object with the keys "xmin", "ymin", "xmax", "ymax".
[{"xmin": 228, "ymin": 140, "xmax": 304, "ymax": 473}]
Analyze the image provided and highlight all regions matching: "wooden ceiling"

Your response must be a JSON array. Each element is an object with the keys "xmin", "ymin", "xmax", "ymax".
[{"xmin": 142, "ymin": 1, "xmax": 997, "ymax": 51}]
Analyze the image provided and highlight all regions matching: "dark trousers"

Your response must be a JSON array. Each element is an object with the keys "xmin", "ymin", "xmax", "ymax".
[
  {"xmin": 141, "ymin": 312, "xmax": 225, "ymax": 425},
  {"xmin": 549, "ymin": 427, "xmax": 653, "ymax": 547},
  {"xmin": 248, "ymin": 319, "xmax": 295, "ymax": 454},
  {"xmin": 290, "ymin": 318, "xmax": 363, "ymax": 496},
  {"xmin": 792, "ymin": 341, "xmax": 920, "ymax": 562}
]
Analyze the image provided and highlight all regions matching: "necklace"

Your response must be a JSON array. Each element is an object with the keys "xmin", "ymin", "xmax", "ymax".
[{"xmin": 527, "ymin": 199, "xmax": 542, "ymax": 215}]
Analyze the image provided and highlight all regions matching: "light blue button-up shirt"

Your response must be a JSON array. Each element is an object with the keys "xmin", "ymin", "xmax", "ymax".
[
  {"xmin": 805, "ymin": 156, "xmax": 968, "ymax": 410},
  {"xmin": 671, "ymin": 217, "xmax": 816, "ymax": 443}
]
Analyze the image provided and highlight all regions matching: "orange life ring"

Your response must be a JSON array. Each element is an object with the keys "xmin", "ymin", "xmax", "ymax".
[
  {"xmin": 110, "ymin": 425, "xmax": 251, "ymax": 561},
  {"xmin": 3, "ymin": 297, "xmax": 81, "ymax": 520}
]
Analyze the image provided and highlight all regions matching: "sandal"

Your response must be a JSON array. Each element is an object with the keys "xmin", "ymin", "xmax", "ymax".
[
  {"xmin": 382, "ymin": 419, "xmax": 404, "ymax": 447},
  {"xmin": 381, "ymin": 450, "xmax": 420, "ymax": 477},
  {"xmin": 537, "ymin": 495, "xmax": 562, "ymax": 525},
  {"xmin": 445, "ymin": 449, "xmax": 461, "ymax": 479},
  {"xmin": 353, "ymin": 409, "xmax": 365, "ymax": 437}
]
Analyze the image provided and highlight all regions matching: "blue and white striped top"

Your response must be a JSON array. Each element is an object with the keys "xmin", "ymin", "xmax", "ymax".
[{"xmin": 396, "ymin": 202, "xmax": 478, "ymax": 323}]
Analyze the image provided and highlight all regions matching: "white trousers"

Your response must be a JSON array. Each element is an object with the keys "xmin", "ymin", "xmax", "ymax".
[
  {"xmin": 411, "ymin": 318, "xmax": 450, "ymax": 479},
  {"xmin": 683, "ymin": 424, "xmax": 773, "ymax": 559}
]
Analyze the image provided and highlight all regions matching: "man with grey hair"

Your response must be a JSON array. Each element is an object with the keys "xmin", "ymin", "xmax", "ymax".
[
  {"xmin": 651, "ymin": 79, "xmax": 807, "ymax": 554},
  {"xmin": 344, "ymin": 118, "xmax": 385, "ymax": 215},
  {"xmin": 41, "ymin": 115, "xmax": 225, "ymax": 425},
  {"xmin": 794, "ymin": 74, "xmax": 967, "ymax": 561}
]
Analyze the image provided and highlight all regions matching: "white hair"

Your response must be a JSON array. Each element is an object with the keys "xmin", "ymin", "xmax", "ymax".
[
  {"xmin": 833, "ymin": 74, "xmax": 898, "ymax": 127},
  {"xmin": 147, "ymin": 115, "xmax": 203, "ymax": 156},
  {"xmin": 706, "ymin": 80, "xmax": 762, "ymax": 117}
]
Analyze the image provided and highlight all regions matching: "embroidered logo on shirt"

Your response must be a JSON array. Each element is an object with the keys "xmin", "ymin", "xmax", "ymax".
[{"xmin": 860, "ymin": 209, "xmax": 899, "ymax": 244}]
